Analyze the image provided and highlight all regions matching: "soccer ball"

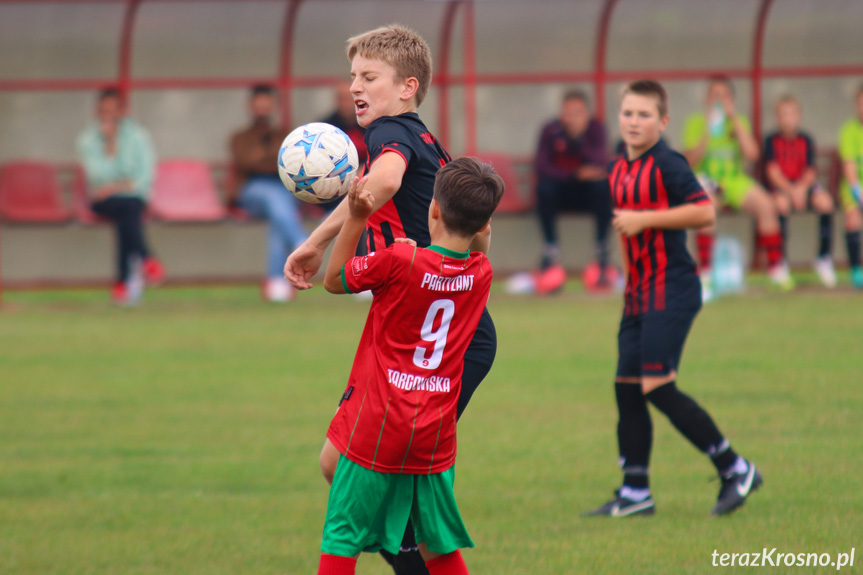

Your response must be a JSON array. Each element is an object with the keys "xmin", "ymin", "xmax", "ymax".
[{"xmin": 277, "ymin": 122, "xmax": 360, "ymax": 204}]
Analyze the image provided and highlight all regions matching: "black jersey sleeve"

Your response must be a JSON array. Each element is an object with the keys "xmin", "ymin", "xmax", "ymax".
[
  {"xmin": 763, "ymin": 133, "xmax": 777, "ymax": 163},
  {"xmin": 802, "ymin": 132, "xmax": 816, "ymax": 167},
  {"xmin": 660, "ymin": 149, "xmax": 709, "ymax": 206},
  {"xmin": 365, "ymin": 118, "xmax": 416, "ymax": 169}
]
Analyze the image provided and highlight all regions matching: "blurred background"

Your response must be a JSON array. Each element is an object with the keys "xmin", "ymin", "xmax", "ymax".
[{"xmin": 2, "ymin": 0, "xmax": 863, "ymax": 286}]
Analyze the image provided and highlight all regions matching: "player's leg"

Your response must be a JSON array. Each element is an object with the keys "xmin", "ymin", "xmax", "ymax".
[
  {"xmin": 320, "ymin": 455, "xmax": 413, "ymax": 575},
  {"xmin": 584, "ymin": 314, "xmax": 656, "ymax": 517},
  {"xmin": 694, "ymin": 176, "xmax": 718, "ymax": 300},
  {"xmin": 583, "ymin": 178, "xmax": 613, "ymax": 278},
  {"xmin": 736, "ymin": 179, "xmax": 792, "ymax": 288},
  {"xmin": 809, "ymin": 186, "xmax": 837, "ymax": 287},
  {"xmin": 535, "ymin": 178, "xmax": 567, "ymax": 269},
  {"xmin": 320, "ymin": 438, "xmax": 340, "ymax": 485},
  {"xmin": 772, "ymin": 190, "xmax": 792, "ymax": 262},
  {"xmin": 639, "ymin": 308, "xmax": 762, "ymax": 515},
  {"xmin": 411, "ymin": 468, "xmax": 473, "ymax": 575},
  {"xmin": 838, "ymin": 183, "xmax": 863, "ymax": 288}
]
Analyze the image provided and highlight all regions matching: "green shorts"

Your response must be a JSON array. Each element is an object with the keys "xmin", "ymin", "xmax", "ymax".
[
  {"xmin": 321, "ymin": 455, "xmax": 474, "ymax": 557},
  {"xmin": 716, "ymin": 173, "xmax": 757, "ymax": 210},
  {"xmin": 839, "ymin": 184, "xmax": 862, "ymax": 213}
]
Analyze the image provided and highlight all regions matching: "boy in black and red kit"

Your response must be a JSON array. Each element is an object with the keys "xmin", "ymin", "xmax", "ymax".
[
  {"xmin": 763, "ymin": 94, "xmax": 836, "ymax": 287},
  {"xmin": 284, "ymin": 24, "xmax": 496, "ymax": 575},
  {"xmin": 585, "ymin": 80, "xmax": 762, "ymax": 517}
]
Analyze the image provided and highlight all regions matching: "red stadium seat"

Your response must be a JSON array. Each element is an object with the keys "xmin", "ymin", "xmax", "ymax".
[
  {"xmin": 472, "ymin": 152, "xmax": 532, "ymax": 214},
  {"xmin": 0, "ymin": 161, "xmax": 71, "ymax": 223},
  {"xmin": 149, "ymin": 159, "xmax": 227, "ymax": 221}
]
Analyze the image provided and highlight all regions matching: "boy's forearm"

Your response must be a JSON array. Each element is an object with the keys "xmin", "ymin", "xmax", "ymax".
[
  {"xmin": 765, "ymin": 163, "xmax": 791, "ymax": 191},
  {"xmin": 323, "ymin": 214, "xmax": 367, "ymax": 293},
  {"xmin": 309, "ymin": 199, "xmax": 350, "ymax": 250},
  {"xmin": 732, "ymin": 117, "xmax": 760, "ymax": 161},
  {"xmin": 642, "ymin": 203, "xmax": 715, "ymax": 230}
]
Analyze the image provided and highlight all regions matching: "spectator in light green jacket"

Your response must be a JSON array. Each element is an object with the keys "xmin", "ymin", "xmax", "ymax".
[{"xmin": 77, "ymin": 87, "xmax": 164, "ymax": 304}]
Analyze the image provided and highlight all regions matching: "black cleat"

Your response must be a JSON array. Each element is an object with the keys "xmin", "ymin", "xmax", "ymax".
[
  {"xmin": 583, "ymin": 490, "xmax": 656, "ymax": 517},
  {"xmin": 712, "ymin": 461, "xmax": 763, "ymax": 516}
]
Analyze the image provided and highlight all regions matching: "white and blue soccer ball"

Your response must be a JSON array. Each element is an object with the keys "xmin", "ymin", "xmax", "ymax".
[{"xmin": 277, "ymin": 122, "xmax": 359, "ymax": 204}]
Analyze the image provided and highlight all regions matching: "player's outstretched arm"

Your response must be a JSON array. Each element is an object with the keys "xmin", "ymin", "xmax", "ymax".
[
  {"xmin": 284, "ymin": 151, "xmax": 408, "ymax": 290},
  {"xmin": 324, "ymin": 177, "xmax": 375, "ymax": 294},
  {"xmin": 613, "ymin": 203, "xmax": 715, "ymax": 237}
]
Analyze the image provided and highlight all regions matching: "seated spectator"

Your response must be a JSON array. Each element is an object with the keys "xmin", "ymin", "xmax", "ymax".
[
  {"xmin": 228, "ymin": 85, "xmax": 308, "ymax": 302},
  {"xmin": 683, "ymin": 76, "xmax": 791, "ymax": 294},
  {"xmin": 837, "ymin": 82, "xmax": 863, "ymax": 289},
  {"xmin": 763, "ymin": 94, "xmax": 836, "ymax": 287},
  {"xmin": 76, "ymin": 87, "xmax": 164, "ymax": 305},
  {"xmin": 317, "ymin": 80, "xmax": 367, "ymax": 214},
  {"xmin": 534, "ymin": 90, "xmax": 613, "ymax": 285}
]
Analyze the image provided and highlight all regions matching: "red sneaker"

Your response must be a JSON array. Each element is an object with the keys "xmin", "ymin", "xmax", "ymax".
[
  {"xmin": 143, "ymin": 258, "xmax": 165, "ymax": 285},
  {"xmin": 111, "ymin": 282, "xmax": 129, "ymax": 304}
]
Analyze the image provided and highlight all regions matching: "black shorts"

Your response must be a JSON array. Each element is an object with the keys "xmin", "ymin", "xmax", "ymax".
[
  {"xmin": 458, "ymin": 307, "xmax": 497, "ymax": 419},
  {"xmin": 616, "ymin": 308, "xmax": 699, "ymax": 379}
]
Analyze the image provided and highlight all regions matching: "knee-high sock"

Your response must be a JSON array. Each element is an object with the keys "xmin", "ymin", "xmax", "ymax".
[
  {"xmin": 318, "ymin": 554, "xmax": 357, "ymax": 575},
  {"xmin": 696, "ymin": 232, "xmax": 714, "ymax": 272},
  {"xmin": 846, "ymin": 230, "xmax": 861, "ymax": 267},
  {"xmin": 426, "ymin": 551, "xmax": 468, "ymax": 575},
  {"xmin": 818, "ymin": 214, "xmax": 833, "ymax": 258},
  {"xmin": 646, "ymin": 382, "xmax": 738, "ymax": 473},
  {"xmin": 615, "ymin": 383, "xmax": 652, "ymax": 488}
]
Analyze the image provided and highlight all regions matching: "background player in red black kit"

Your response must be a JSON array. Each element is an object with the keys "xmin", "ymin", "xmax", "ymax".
[
  {"xmin": 585, "ymin": 80, "xmax": 762, "ymax": 517},
  {"xmin": 763, "ymin": 94, "xmax": 836, "ymax": 287},
  {"xmin": 283, "ymin": 25, "xmax": 496, "ymax": 575}
]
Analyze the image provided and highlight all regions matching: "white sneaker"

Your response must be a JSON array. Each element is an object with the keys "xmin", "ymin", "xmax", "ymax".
[
  {"xmin": 813, "ymin": 256, "xmax": 837, "ymax": 288},
  {"xmin": 126, "ymin": 256, "xmax": 145, "ymax": 306},
  {"xmin": 768, "ymin": 262, "xmax": 795, "ymax": 291},
  {"xmin": 264, "ymin": 278, "xmax": 294, "ymax": 302}
]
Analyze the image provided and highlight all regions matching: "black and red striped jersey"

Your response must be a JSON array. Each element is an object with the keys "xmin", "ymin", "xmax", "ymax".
[
  {"xmin": 363, "ymin": 112, "xmax": 451, "ymax": 251},
  {"xmin": 763, "ymin": 131, "xmax": 815, "ymax": 183},
  {"xmin": 609, "ymin": 140, "xmax": 710, "ymax": 315}
]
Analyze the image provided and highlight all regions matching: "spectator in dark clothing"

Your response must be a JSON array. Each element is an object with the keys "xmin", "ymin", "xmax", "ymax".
[{"xmin": 534, "ymin": 90, "xmax": 613, "ymax": 278}]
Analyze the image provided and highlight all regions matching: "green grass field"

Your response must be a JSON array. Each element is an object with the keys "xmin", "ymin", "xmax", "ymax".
[{"xmin": 1, "ymin": 284, "xmax": 861, "ymax": 574}]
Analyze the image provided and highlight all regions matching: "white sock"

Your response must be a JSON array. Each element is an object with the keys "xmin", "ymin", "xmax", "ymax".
[
  {"xmin": 620, "ymin": 486, "xmax": 651, "ymax": 502},
  {"xmin": 731, "ymin": 456, "xmax": 749, "ymax": 475}
]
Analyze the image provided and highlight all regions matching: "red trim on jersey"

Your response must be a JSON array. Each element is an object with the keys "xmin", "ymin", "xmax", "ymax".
[
  {"xmin": 653, "ymin": 170, "xmax": 670, "ymax": 310},
  {"xmin": 639, "ymin": 156, "xmax": 654, "ymax": 207},
  {"xmin": 653, "ymin": 160, "xmax": 668, "ymax": 209},
  {"xmin": 367, "ymin": 200, "xmax": 407, "ymax": 252},
  {"xmin": 628, "ymin": 234, "xmax": 642, "ymax": 315},
  {"xmin": 379, "ymin": 146, "xmax": 408, "ymax": 168}
]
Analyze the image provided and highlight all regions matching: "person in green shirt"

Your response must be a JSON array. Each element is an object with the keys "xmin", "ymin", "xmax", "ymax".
[
  {"xmin": 836, "ymin": 83, "xmax": 863, "ymax": 289},
  {"xmin": 683, "ymin": 76, "xmax": 791, "ymax": 293},
  {"xmin": 77, "ymin": 88, "xmax": 165, "ymax": 305}
]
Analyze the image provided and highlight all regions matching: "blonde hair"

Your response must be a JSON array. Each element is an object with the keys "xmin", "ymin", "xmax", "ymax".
[{"xmin": 346, "ymin": 24, "xmax": 433, "ymax": 107}]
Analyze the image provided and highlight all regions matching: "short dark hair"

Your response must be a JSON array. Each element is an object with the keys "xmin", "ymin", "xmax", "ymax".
[
  {"xmin": 707, "ymin": 74, "xmax": 735, "ymax": 96},
  {"xmin": 251, "ymin": 84, "xmax": 275, "ymax": 98},
  {"xmin": 622, "ymin": 79, "xmax": 668, "ymax": 117},
  {"xmin": 563, "ymin": 89, "xmax": 589, "ymax": 106},
  {"xmin": 433, "ymin": 157, "xmax": 505, "ymax": 238},
  {"xmin": 98, "ymin": 86, "xmax": 122, "ymax": 102}
]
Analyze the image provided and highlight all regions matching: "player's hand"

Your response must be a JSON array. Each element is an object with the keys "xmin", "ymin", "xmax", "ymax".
[
  {"xmin": 284, "ymin": 241, "xmax": 325, "ymax": 290},
  {"xmin": 394, "ymin": 237, "xmax": 417, "ymax": 247},
  {"xmin": 720, "ymin": 93, "xmax": 736, "ymax": 117},
  {"xmin": 613, "ymin": 209, "xmax": 647, "ymax": 237},
  {"xmin": 348, "ymin": 176, "xmax": 375, "ymax": 220}
]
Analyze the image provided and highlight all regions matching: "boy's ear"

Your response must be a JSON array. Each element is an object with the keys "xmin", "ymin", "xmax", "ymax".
[
  {"xmin": 400, "ymin": 77, "xmax": 419, "ymax": 102},
  {"xmin": 430, "ymin": 198, "xmax": 441, "ymax": 220}
]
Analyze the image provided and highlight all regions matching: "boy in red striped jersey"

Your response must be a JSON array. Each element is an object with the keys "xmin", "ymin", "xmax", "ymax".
[
  {"xmin": 317, "ymin": 157, "xmax": 504, "ymax": 575},
  {"xmin": 585, "ymin": 80, "xmax": 761, "ymax": 518},
  {"xmin": 763, "ymin": 95, "xmax": 836, "ymax": 287}
]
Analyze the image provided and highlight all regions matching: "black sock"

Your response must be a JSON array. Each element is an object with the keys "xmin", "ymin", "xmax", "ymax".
[
  {"xmin": 615, "ymin": 383, "xmax": 652, "ymax": 489},
  {"xmin": 392, "ymin": 519, "xmax": 428, "ymax": 575},
  {"xmin": 846, "ymin": 231, "xmax": 861, "ymax": 267},
  {"xmin": 779, "ymin": 215, "xmax": 788, "ymax": 260},
  {"xmin": 818, "ymin": 214, "xmax": 833, "ymax": 258},
  {"xmin": 646, "ymin": 382, "xmax": 737, "ymax": 473}
]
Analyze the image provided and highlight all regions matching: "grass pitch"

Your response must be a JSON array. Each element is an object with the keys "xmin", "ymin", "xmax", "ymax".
[{"xmin": 1, "ymin": 284, "xmax": 861, "ymax": 574}]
